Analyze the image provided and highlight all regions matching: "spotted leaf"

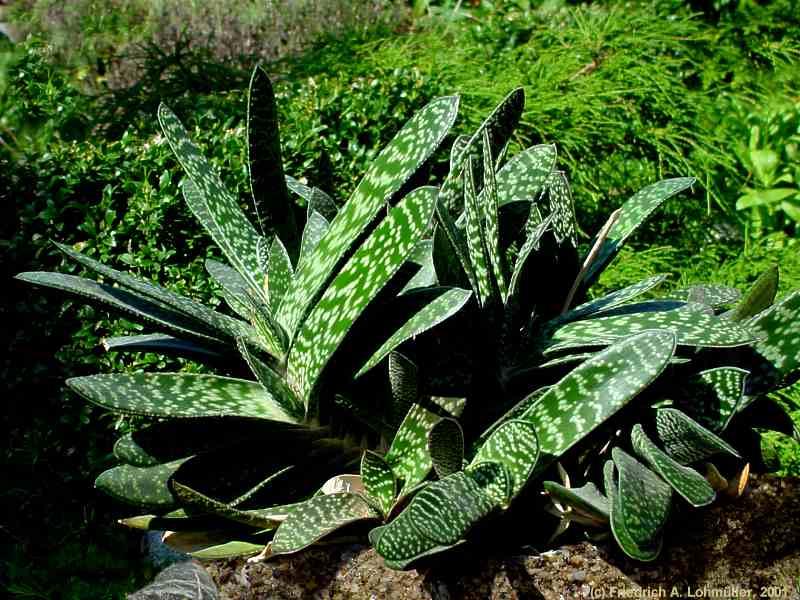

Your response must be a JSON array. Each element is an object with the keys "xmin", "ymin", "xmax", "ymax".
[
  {"xmin": 237, "ymin": 339, "xmax": 303, "ymax": 420},
  {"xmin": 464, "ymin": 159, "xmax": 493, "ymax": 305},
  {"xmin": 278, "ymin": 96, "xmax": 459, "ymax": 338},
  {"xmin": 287, "ymin": 186, "xmax": 437, "ymax": 405},
  {"xmin": 655, "ymin": 408, "xmax": 740, "ymax": 465},
  {"xmin": 297, "ymin": 210, "xmax": 330, "ymax": 272},
  {"xmin": 507, "ymin": 213, "xmax": 552, "ymax": 303},
  {"xmin": 524, "ymin": 331, "xmax": 676, "ymax": 477},
  {"xmin": 669, "ymin": 283, "xmax": 741, "ymax": 308},
  {"xmin": 267, "ymin": 236, "xmax": 293, "ymax": 312},
  {"xmin": 554, "ymin": 275, "xmax": 668, "ymax": 326},
  {"xmin": 102, "ymin": 334, "xmax": 222, "ymax": 362},
  {"xmin": 480, "ymin": 129, "xmax": 508, "ymax": 298},
  {"xmin": 67, "ymin": 373, "xmax": 299, "ymax": 422},
  {"xmin": 582, "ymin": 178, "xmax": 695, "ymax": 287},
  {"xmin": 745, "ymin": 289, "xmax": 800, "ymax": 393},
  {"xmin": 545, "ymin": 171, "xmax": 576, "ymax": 247},
  {"xmin": 603, "ymin": 460, "xmax": 662, "ymax": 561},
  {"xmin": 356, "ymin": 287, "xmax": 472, "ymax": 377},
  {"xmin": 612, "ymin": 448, "xmax": 672, "ymax": 550},
  {"xmin": 495, "ymin": 144, "xmax": 557, "ymax": 208},
  {"xmin": 469, "ymin": 419, "xmax": 539, "ymax": 502},
  {"xmin": 205, "ymin": 259, "xmax": 251, "ymax": 319},
  {"xmin": 361, "ymin": 450, "xmax": 397, "ymax": 516},
  {"xmin": 543, "ymin": 481, "xmax": 609, "ymax": 524},
  {"xmin": 271, "ymin": 493, "xmax": 379, "ymax": 555},
  {"xmin": 96, "ymin": 458, "xmax": 187, "ymax": 510},
  {"xmin": 159, "ymin": 107, "xmax": 263, "ymax": 293},
  {"xmin": 673, "ymin": 367, "xmax": 747, "ymax": 432},
  {"xmin": 631, "ymin": 424, "xmax": 714, "ymax": 507},
  {"xmin": 387, "ymin": 398, "xmax": 466, "ymax": 497},
  {"xmin": 16, "ymin": 272, "xmax": 223, "ymax": 346},
  {"xmin": 547, "ymin": 309, "xmax": 756, "ymax": 352},
  {"xmin": 466, "ymin": 461, "xmax": 512, "ymax": 507}
]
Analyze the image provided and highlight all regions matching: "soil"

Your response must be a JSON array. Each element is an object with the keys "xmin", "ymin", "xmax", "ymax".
[{"xmin": 203, "ymin": 474, "xmax": 800, "ymax": 600}]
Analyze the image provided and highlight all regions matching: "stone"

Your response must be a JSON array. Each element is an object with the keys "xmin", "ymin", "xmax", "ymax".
[
  {"xmin": 128, "ymin": 561, "xmax": 218, "ymax": 600},
  {"xmin": 200, "ymin": 474, "xmax": 800, "ymax": 599}
]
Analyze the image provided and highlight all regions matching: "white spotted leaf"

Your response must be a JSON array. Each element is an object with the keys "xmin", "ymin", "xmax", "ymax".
[
  {"xmin": 523, "ymin": 331, "xmax": 676, "ymax": 477},
  {"xmin": 286, "ymin": 186, "xmax": 437, "ymax": 405},
  {"xmin": 655, "ymin": 408, "xmax": 740, "ymax": 465},
  {"xmin": 278, "ymin": 96, "xmax": 459, "ymax": 338},
  {"xmin": 95, "ymin": 458, "xmax": 188, "ymax": 510},
  {"xmin": 469, "ymin": 419, "xmax": 539, "ymax": 502},
  {"xmin": 271, "ymin": 493, "xmax": 379, "ymax": 555},
  {"xmin": 631, "ymin": 424, "xmax": 715, "ymax": 507},
  {"xmin": 67, "ymin": 373, "xmax": 299, "ymax": 423},
  {"xmin": 361, "ymin": 450, "xmax": 397, "ymax": 516}
]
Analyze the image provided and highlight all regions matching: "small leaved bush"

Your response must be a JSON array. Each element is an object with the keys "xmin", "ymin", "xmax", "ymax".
[{"xmin": 18, "ymin": 68, "xmax": 800, "ymax": 569}]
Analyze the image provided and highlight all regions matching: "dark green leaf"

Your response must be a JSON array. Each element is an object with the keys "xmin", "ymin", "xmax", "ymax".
[
  {"xmin": 428, "ymin": 417, "xmax": 465, "ymax": 479},
  {"xmin": 631, "ymin": 424, "xmax": 714, "ymax": 507},
  {"xmin": 271, "ymin": 493, "xmax": 379, "ymax": 555},
  {"xmin": 361, "ymin": 450, "xmax": 397, "ymax": 516},
  {"xmin": 655, "ymin": 408, "xmax": 740, "ymax": 465},
  {"xmin": 470, "ymin": 419, "xmax": 539, "ymax": 502},
  {"xmin": 96, "ymin": 459, "xmax": 187, "ymax": 510},
  {"xmin": 246, "ymin": 66, "xmax": 300, "ymax": 259}
]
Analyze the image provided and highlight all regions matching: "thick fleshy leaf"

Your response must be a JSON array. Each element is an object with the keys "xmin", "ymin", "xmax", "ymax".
[
  {"xmin": 673, "ymin": 367, "xmax": 747, "ymax": 432},
  {"xmin": 389, "ymin": 352, "xmax": 419, "ymax": 425},
  {"xmin": 403, "ymin": 239, "xmax": 438, "ymax": 292},
  {"xmin": 361, "ymin": 450, "xmax": 397, "ymax": 516},
  {"xmin": 469, "ymin": 419, "xmax": 539, "ymax": 502},
  {"xmin": 440, "ymin": 88, "xmax": 524, "ymax": 215},
  {"xmin": 434, "ymin": 197, "xmax": 475, "ymax": 289},
  {"xmin": 190, "ymin": 541, "xmax": 266, "ymax": 560},
  {"xmin": 102, "ymin": 334, "xmax": 222, "ymax": 362},
  {"xmin": 67, "ymin": 373, "xmax": 298, "ymax": 422},
  {"xmin": 466, "ymin": 461, "xmax": 511, "ymax": 507},
  {"xmin": 407, "ymin": 472, "xmax": 494, "ymax": 545},
  {"xmin": 205, "ymin": 259, "xmax": 251, "ymax": 319},
  {"xmin": 631, "ymin": 424, "xmax": 714, "ymax": 507},
  {"xmin": 373, "ymin": 471, "xmax": 494, "ymax": 569},
  {"xmin": 159, "ymin": 106, "xmax": 263, "ymax": 292},
  {"xmin": 480, "ymin": 129, "xmax": 507, "ymax": 299},
  {"xmin": 386, "ymin": 398, "xmax": 466, "ymax": 497},
  {"xmin": 356, "ymin": 287, "xmax": 472, "ymax": 377},
  {"xmin": 237, "ymin": 339, "xmax": 303, "ymax": 420},
  {"xmin": 745, "ymin": 289, "xmax": 800, "ymax": 393},
  {"xmin": 266, "ymin": 236, "xmax": 293, "ymax": 312},
  {"xmin": 246, "ymin": 66, "xmax": 300, "ymax": 258},
  {"xmin": 603, "ymin": 460, "xmax": 661, "ymax": 561},
  {"xmin": 286, "ymin": 176, "xmax": 338, "ymax": 222},
  {"xmin": 582, "ymin": 178, "xmax": 695, "ymax": 287},
  {"xmin": 547, "ymin": 309, "xmax": 756, "ymax": 352},
  {"xmin": 96, "ymin": 459, "xmax": 187, "ymax": 509},
  {"xmin": 428, "ymin": 417, "xmax": 464, "ymax": 479},
  {"xmin": 655, "ymin": 408, "xmax": 740, "ymax": 465},
  {"xmin": 16, "ymin": 272, "xmax": 225, "ymax": 346},
  {"xmin": 506, "ymin": 213, "xmax": 552, "ymax": 303},
  {"xmin": 495, "ymin": 144, "xmax": 557, "ymax": 208},
  {"xmin": 464, "ymin": 159, "xmax": 493, "ymax": 305},
  {"xmin": 669, "ymin": 283, "xmax": 740, "ymax": 308},
  {"xmin": 287, "ymin": 186, "xmax": 437, "ymax": 404},
  {"xmin": 271, "ymin": 493, "xmax": 379, "ymax": 555},
  {"xmin": 243, "ymin": 292, "xmax": 287, "ymax": 358},
  {"xmin": 543, "ymin": 481, "xmax": 609, "ymax": 524},
  {"xmin": 524, "ymin": 331, "xmax": 675, "ymax": 476},
  {"xmin": 297, "ymin": 210, "xmax": 330, "ymax": 272},
  {"xmin": 545, "ymin": 171, "xmax": 576, "ymax": 247},
  {"xmin": 171, "ymin": 480, "xmax": 296, "ymax": 529},
  {"xmin": 279, "ymin": 96, "xmax": 459, "ymax": 338},
  {"xmin": 612, "ymin": 448, "xmax": 672, "ymax": 549},
  {"xmin": 555, "ymin": 275, "xmax": 668, "ymax": 325},
  {"xmin": 728, "ymin": 266, "xmax": 779, "ymax": 321},
  {"xmin": 54, "ymin": 242, "xmax": 252, "ymax": 341},
  {"xmin": 114, "ymin": 433, "xmax": 158, "ymax": 467}
]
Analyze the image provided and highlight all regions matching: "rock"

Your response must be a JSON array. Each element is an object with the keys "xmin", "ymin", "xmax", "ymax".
[
  {"xmin": 203, "ymin": 474, "xmax": 800, "ymax": 599},
  {"xmin": 129, "ymin": 561, "xmax": 218, "ymax": 600}
]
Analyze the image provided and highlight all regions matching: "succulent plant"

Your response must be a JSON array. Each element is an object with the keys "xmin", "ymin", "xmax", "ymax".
[{"xmin": 17, "ymin": 68, "xmax": 800, "ymax": 568}]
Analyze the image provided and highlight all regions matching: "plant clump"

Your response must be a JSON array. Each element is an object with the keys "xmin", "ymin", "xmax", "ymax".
[{"xmin": 17, "ymin": 67, "xmax": 800, "ymax": 569}]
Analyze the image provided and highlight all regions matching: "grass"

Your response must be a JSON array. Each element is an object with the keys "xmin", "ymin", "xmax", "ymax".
[{"xmin": 2, "ymin": 0, "xmax": 799, "ymax": 597}]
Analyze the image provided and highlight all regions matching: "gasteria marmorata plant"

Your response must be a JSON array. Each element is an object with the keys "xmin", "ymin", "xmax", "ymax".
[{"xmin": 18, "ymin": 68, "xmax": 800, "ymax": 568}]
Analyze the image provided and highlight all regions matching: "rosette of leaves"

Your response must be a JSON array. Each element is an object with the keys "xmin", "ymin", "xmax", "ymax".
[
  {"xmin": 326, "ymin": 89, "xmax": 800, "ymax": 567},
  {"xmin": 15, "ymin": 67, "xmax": 475, "ymax": 558}
]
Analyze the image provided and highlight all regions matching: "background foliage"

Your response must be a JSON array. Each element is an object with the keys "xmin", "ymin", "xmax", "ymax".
[{"xmin": 2, "ymin": 0, "xmax": 799, "ymax": 597}]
